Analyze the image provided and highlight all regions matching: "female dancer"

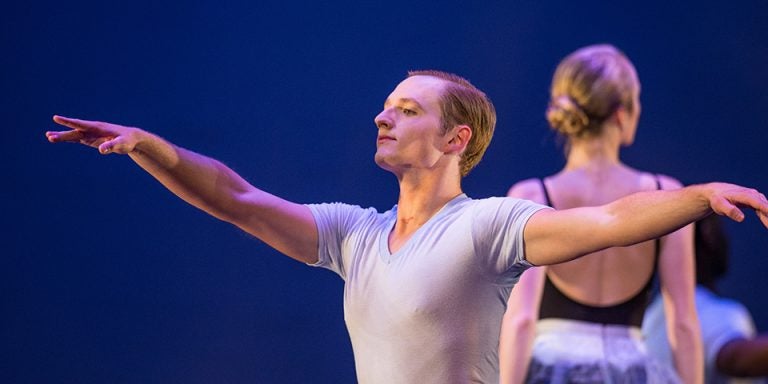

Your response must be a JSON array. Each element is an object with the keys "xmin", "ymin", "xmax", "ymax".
[{"xmin": 499, "ymin": 44, "xmax": 702, "ymax": 384}]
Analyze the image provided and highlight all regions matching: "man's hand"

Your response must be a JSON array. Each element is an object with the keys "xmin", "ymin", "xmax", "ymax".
[
  {"xmin": 46, "ymin": 115, "xmax": 143, "ymax": 155},
  {"xmin": 705, "ymin": 183, "xmax": 768, "ymax": 228}
]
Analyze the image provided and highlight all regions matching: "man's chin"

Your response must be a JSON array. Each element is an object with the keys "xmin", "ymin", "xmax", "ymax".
[{"xmin": 374, "ymin": 155, "xmax": 397, "ymax": 173}]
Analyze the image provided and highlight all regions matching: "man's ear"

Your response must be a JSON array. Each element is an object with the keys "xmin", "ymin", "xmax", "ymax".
[{"xmin": 445, "ymin": 125, "xmax": 472, "ymax": 154}]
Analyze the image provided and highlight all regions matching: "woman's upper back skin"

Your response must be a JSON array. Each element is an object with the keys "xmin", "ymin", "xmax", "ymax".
[{"xmin": 514, "ymin": 164, "xmax": 678, "ymax": 307}]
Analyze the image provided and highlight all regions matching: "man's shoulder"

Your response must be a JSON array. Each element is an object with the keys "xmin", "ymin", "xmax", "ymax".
[
  {"xmin": 462, "ymin": 196, "xmax": 549, "ymax": 225},
  {"xmin": 307, "ymin": 201, "xmax": 392, "ymax": 226}
]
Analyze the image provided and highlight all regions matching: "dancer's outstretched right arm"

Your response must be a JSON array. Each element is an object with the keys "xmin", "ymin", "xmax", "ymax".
[{"xmin": 46, "ymin": 115, "xmax": 318, "ymax": 264}]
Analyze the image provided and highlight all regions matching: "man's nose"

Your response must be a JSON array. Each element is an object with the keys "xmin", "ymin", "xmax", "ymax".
[{"xmin": 374, "ymin": 109, "xmax": 393, "ymax": 130}]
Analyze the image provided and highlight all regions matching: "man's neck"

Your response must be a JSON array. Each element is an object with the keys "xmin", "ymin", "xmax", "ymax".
[{"xmin": 394, "ymin": 171, "xmax": 463, "ymax": 233}]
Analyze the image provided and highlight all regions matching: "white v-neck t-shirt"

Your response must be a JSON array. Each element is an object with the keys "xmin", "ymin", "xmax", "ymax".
[{"xmin": 307, "ymin": 194, "xmax": 548, "ymax": 384}]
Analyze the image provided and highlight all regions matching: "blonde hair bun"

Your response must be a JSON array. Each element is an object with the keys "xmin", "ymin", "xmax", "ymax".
[{"xmin": 546, "ymin": 95, "xmax": 590, "ymax": 136}]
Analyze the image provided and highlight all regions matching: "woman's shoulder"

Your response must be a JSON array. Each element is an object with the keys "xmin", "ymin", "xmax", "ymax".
[
  {"xmin": 507, "ymin": 177, "xmax": 548, "ymax": 204},
  {"xmin": 641, "ymin": 172, "xmax": 684, "ymax": 190},
  {"xmin": 622, "ymin": 165, "xmax": 684, "ymax": 191}
]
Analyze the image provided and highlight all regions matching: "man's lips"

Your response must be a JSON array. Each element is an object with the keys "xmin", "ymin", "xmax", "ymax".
[{"xmin": 377, "ymin": 135, "xmax": 395, "ymax": 143}]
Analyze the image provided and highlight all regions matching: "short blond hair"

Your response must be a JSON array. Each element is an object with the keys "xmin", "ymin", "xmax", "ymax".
[{"xmin": 407, "ymin": 70, "xmax": 496, "ymax": 177}]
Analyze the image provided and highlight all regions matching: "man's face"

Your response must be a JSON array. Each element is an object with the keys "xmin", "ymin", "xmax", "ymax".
[{"xmin": 373, "ymin": 76, "xmax": 450, "ymax": 176}]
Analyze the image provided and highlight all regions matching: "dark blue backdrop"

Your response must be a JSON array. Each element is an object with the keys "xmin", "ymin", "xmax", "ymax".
[{"xmin": 4, "ymin": 1, "xmax": 767, "ymax": 383}]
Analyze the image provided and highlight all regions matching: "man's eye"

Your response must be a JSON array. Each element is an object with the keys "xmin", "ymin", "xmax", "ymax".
[{"xmin": 402, "ymin": 108, "xmax": 417, "ymax": 116}]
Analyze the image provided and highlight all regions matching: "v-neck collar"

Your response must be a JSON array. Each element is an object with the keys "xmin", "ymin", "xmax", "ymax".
[{"xmin": 378, "ymin": 193, "xmax": 469, "ymax": 263}]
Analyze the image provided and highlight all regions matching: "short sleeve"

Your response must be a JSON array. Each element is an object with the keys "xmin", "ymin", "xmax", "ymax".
[
  {"xmin": 700, "ymin": 300, "xmax": 757, "ymax": 368},
  {"xmin": 470, "ymin": 197, "xmax": 551, "ymax": 285},
  {"xmin": 306, "ymin": 202, "xmax": 377, "ymax": 280}
]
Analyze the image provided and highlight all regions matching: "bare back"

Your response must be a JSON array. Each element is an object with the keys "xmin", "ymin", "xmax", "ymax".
[{"xmin": 532, "ymin": 165, "xmax": 664, "ymax": 307}]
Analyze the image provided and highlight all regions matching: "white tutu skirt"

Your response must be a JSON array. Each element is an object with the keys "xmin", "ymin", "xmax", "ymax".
[{"xmin": 525, "ymin": 319, "xmax": 681, "ymax": 384}]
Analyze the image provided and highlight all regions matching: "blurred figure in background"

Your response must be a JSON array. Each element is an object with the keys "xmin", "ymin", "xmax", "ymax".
[
  {"xmin": 499, "ymin": 44, "xmax": 702, "ymax": 383},
  {"xmin": 644, "ymin": 214, "xmax": 768, "ymax": 384}
]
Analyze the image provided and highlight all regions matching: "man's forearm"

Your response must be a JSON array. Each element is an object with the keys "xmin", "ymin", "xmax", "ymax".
[
  {"xmin": 602, "ymin": 185, "xmax": 713, "ymax": 247},
  {"xmin": 127, "ymin": 129, "xmax": 255, "ymax": 223}
]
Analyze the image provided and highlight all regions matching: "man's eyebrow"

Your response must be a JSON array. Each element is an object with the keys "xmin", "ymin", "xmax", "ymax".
[{"xmin": 383, "ymin": 97, "xmax": 425, "ymax": 110}]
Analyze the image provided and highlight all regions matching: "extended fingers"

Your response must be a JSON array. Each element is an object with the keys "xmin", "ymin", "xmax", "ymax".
[
  {"xmin": 48, "ymin": 115, "xmax": 139, "ymax": 154},
  {"xmin": 52, "ymin": 115, "xmax": 100, "ymax": 131},
  {"xmin": 46, "ymin": 129, "xmax": 84, "ymax": 143},
  {"xmin": 737, "ymin": 188, "xmax": 768, "ymax": 212},
  {"xmin": 710, "ymin": 195, "xmax": 745, "ymax": 222},
  {"xmin": 755, "ymin": 192, "xmax": 768, "ymax": 224},
  {"xmin": 711, "ymin": 187, "xmax": 768, "ymax": 224},
  {"xmin": 758, "ymin": 210, "xmax": 768, "ymax": 229}
]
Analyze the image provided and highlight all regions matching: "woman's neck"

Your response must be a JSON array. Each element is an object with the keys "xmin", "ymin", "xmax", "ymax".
[{"xmin": 565, "ymin": 133, "xmax": 622, "ymax": 171}]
